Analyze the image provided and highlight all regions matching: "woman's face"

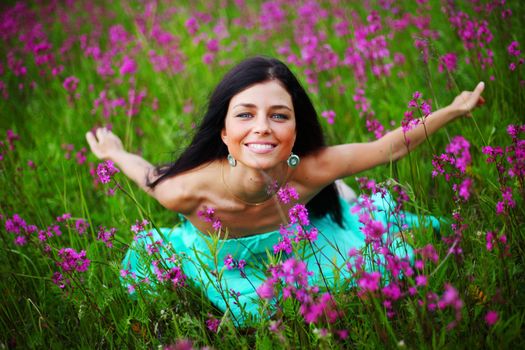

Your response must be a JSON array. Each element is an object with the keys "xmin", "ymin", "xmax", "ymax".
[{"xmin": 221, "ymin": 80, "xmax": 296, "ymax": 170}]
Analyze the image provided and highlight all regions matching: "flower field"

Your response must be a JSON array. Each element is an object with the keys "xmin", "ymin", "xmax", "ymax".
[{"xmin": 1, "ymin": 0, "xmax": 524, "ymax": 348}]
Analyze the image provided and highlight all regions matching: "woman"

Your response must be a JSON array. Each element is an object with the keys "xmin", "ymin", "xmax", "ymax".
[{"xmin": 86, "ymin": 57, "xmax": 485, "ymax": 325}]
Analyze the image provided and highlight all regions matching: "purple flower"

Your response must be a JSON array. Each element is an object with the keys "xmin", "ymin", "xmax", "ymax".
[
  {"xmin": 260, "ymin": 1, "xmax": 286, "ymax": 30},
  {"xmin": 288, "ymin": 204, "xmax": 309, "ymax": 226},
  {"xmin": 185, "ymin": 17, "xmax": 199, "ymax": 35},
  {"xmin": 57, "ymin": 248, "xmax": 90, "ymax": 273},
  {"xmin": 97, "ymin": 226, "xmax": 116, "ymax": 248},
  {"xmin": 446, "ymin": 136, "xmax": 472, "ymax": 173},
  {"xmin": 295, "ymin": 227, "xmax": 318, "ymax": 242},
  {"xmin": 119, "ymin": 56, "xmax": 137, "ymax": 75},
  {"xmin": 417, "ymin": 244, "xmax": 439, "ymax": 264},
  {"xmin": 96, "ymin": 160, "xmax": 119, "ymax": 184},
  {"xmin": 202, "ymin": 52, "xmax": 214, "ymax": 65},
  {"xmin": 415, "ymin": 275, "xmax": 428, "ymax": 287},
  {"xmin": 359, "ymin": 214, "xmax": 386, "ymax": 243},
  {"xmin": 382, "ymin": 283, "xmax": 402, "ymax": 300},
  {"xmin": 453, "ymin": 177, "xmax": 473, "ymax": 201},
  {"xmin": 153, "ymin": 262, "xmax": 186, "ymax": 288},
  {"xmin": 485, "ymin": 310, "xmax": 499, "ymax": 326},
  {"xmin": 63, "ymin": 76, "xmax": 79, "ymax": 92},
  {"xmin": 212, "ymin": 219, "xmax": 222, "ymax": 231},
  {"xmin": 206, "ymin": 39, "xmax": 219, "ymax": 52},
  {"xmin": 438, "ymin": 284, "xmax": 463, "ymax": 310},
  {"xmin": 273, "ymin": 225, "xmax": 293, "ymax": 254},
  {"xmin": 420, "ymin": 101, "xmax": 432, "ymax": 117},
  {"xmin": 197, "ymin": 206, "xmax": 222, "ymax": 231},
  {"xmin": 507, "ymin": 41, "xmax": 520, "ymax": 57},
  {"xmin": 224, "ymin": 254, "xmax": 234, "ymax": 270},
  {"xmin": 75, "ymin": 148, "xmax": 87, "ymax": 165},
  {"xmin": 131, "ymin": 219, "xmax": 149, "ymax": 234},
  {"xmin": 257, "ymin": 279, "xmax": 276, "ymax": 299},
  {"xmin": 206, "ymin": 315, "xmax": 220, "ymax": 333},
  {"xmin": 56, "ymin": 213, "xmax": 71, "ymax": 222},
  {"xmin": 358, "ymin": 271, "xmax": 381, "ymax": 293},
  {"xmin": 146, "ymin": 240, "xmax": 163, "ymax": 255},
  {"xmin": 52, "ymin": 271, "xmax": 69, "ymax": 289},
  {"xmin": 321, "ymin": 110, "xmax": 336, "ymax": 124},
  {"xmin": 438, "ymin": 53, "xmax": 458, "ymax": 73},
  {"xmin": 277, "ymin": 184, "xmax": 299, "ymax": 204}
]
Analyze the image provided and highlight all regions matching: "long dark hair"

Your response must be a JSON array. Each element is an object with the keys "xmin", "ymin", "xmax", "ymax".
[{"xmin": 148, "ymin": 56, "xmax": 343, "ymax": 227}]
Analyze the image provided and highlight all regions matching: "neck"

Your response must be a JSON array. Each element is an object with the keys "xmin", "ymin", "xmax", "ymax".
[{"xmin": 223, "ymin": 161, "xmax": 288, "ymax": 204}]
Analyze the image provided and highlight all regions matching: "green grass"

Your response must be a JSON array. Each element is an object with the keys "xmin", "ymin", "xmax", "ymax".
[{"xmin": 1, "ymin": 0, "xmax": 524, "ymax": 348}]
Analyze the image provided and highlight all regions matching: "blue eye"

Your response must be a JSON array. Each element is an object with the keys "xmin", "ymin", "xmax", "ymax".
[
  {"xmin": 272, "ymin": 113, "xmax": 288, "ymax": 120},
  {"xmin": 236, "ymin": 113, "xmax": 253, "ymax": 119}
]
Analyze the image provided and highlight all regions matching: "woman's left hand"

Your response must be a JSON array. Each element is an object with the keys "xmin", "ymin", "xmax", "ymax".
[{"xmin": 449, "ymin": 82, "xmax": 486, "ymax": 117}]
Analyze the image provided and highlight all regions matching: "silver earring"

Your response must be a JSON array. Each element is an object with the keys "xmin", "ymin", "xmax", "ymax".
[
  {"xmin": 227, "ymin": 154, "xmax": 237, "ymax": 167},
  {"xmin": 287, "ymin": 153, "xmax": 300, "ymax": 168}
]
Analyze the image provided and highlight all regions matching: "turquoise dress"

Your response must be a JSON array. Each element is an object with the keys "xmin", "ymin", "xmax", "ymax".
[{"xmin": 122, "ymin": 193, "xmax": 440, "ymax": 326}]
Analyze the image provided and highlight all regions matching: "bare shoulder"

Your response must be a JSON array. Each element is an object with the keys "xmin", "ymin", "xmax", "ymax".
[{"xmin": 151, "ymin": 162, "xmax": 217, "ymax": 215}]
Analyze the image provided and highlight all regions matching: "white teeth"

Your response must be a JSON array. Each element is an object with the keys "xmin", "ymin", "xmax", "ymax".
[{"xmin": 247, "ymin": 144, "xmax": 274, "ymax": 150}]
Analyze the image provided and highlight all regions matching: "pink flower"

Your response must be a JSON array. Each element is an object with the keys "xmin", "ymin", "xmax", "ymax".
[
  {"xmin": 257, "ymin": 279, "xmax": 276, "ymax": 299},
  {"xmin": 288, "ymin": 204, "xmax": 309, "ymax": 226},
  {"xmin": 454, "ymin": 177, "xmax": 473, "ymax": 201},
  {"xmin": 52, "ymin": 272, "xmax": 69, "ymax": 289},
  {"xmin": 416, "ymin": 275, "xmax": 428, "ymax": 287},
  {"xmin": 358, "ymin": 271, "xmax": 381, "ymax": 293},
  {"xmin": 202, "ymin": 52, "xmax": 214, "ymax": 65},
  {"xmin": 197, "ymin": 206, "xmax": 222, "ymax": 230},
  {"xmin": 224, "ymin": 254, "xmax": 234, "ymax": 270},
  {"xmin": 321, "ymin": 110, "xmax": 336, "ymax": 124},
  {"xmin": 382, "ymin": 283, "xmax": 402, "ymax": 300},
  {"xmin": 485, "ymin": 310, "xmax": 499, "ymax": 326},
  {"xmin": 63, "ymin": 76, "xmax": 79, "ymax": 92},
  {"xmin": 185, "ymin": 17, "xmax": 199, "ymax": 35},
  {"xmin": 206, "ymin": 39, "xmax": 219, "ymax": 52},
  {"xmin": 120, "ymin": 56, "xmax": 137, "ymax": 75},
  {"xmin": 206, "ymin": 315, "xmax": 220, "ymax": 333},
  {"xmin": 57, "ymin": 248, "xmax": 90, "ymax": 273},
  {"xmin": 97, "ymin": 226, "xmax": 116, "ymax": 248},
  {"xmin": 438, "ymin": 53, "xmax": 458, "ymax": 73},
  {"xmin": 131, "ymin": 219, "xmax": 149, "ymax": 234},
  {"xmin": 507, "ymin": 41, "xmax": 520, "ymax": 57},
  {"xmin": 420, "ymin": 101, "xmax": 432, "ymax": 116},
  {"xmin": 273, "ymin": 227, "xmax": 293, "ymax": 254},
  {"xmin": 277, "ymin": 184, "xmax": 299, "ymax": 203},
  {"xmin": 96, "ymin": 160, "xmax": 119, "ymax": 184},
  {"xmin": 56, "ymin": 213, "xmax": 71, "ymax": 222}
]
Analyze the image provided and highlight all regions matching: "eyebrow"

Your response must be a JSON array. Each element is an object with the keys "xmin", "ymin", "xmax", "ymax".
[{"xmin": 232, "ymin": 103, "xmax": 293, "ymax": 111}]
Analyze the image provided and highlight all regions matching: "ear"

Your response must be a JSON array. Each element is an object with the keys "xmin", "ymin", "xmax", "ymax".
[{"xmin": 221, "ymin": 128, "xmax": 228, "ymax": 145}]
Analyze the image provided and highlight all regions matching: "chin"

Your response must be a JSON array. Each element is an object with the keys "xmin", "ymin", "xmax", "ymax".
[{"xmin": 242, "ymin": 159, "xmax": 283, "ymax": 171}]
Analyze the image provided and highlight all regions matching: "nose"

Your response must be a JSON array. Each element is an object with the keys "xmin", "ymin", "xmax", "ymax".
[{"xmin": 253, "ymin": 114, "xmax": 271, "ymax": 135}]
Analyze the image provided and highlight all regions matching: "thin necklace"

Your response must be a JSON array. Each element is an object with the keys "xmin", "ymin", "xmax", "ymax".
[{"xmin": 221, "ymin": 161, "xmax": 284, "ymax": 206}]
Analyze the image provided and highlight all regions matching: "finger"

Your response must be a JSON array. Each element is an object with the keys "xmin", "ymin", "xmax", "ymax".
[
  {"xmin": 96, "ymin": 128, "xmax": 104, "ymax": 141},
  {"xmin": 477, "ymin": 96, "xmax": 485, "ymax": 106},
  {"xmin": 472, "ymin": 82, "xmax": 485, "ymax": 99},
  {"xmin": 86, "ymin": 131, "xmax": 97, "ymax": 147},
  {"xmin": 475, "ymin": 81, "xmax": 485, "ymax": 92}
]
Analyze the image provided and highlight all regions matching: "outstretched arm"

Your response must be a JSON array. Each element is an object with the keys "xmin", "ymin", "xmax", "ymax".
[
  {"xmin": 85, "ymin": 128, "xmax": 156, "ymax": 194},
  {"xmin": 300, "ymin": 82, "xmax": 485, "ymax": 188}
]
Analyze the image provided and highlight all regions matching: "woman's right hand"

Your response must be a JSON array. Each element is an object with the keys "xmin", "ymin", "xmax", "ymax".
[{"xmin": 85, "ymin": 127, "xmax": 125, "ymax": 160}]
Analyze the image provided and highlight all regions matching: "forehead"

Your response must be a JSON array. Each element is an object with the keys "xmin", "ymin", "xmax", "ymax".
[{"xmin": 229, "ymin": 80, "xmax": 293, "ymax": 110}]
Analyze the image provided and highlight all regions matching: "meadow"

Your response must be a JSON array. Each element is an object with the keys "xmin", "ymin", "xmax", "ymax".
[{"xmin": 1, "ymin": 0, "xmax": 524, "ymax": 348}]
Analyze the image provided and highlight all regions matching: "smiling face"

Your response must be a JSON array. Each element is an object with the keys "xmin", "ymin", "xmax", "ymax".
[{"xmin": 221, "ymin": 80, "xmax": 296, "ymax": 170}]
